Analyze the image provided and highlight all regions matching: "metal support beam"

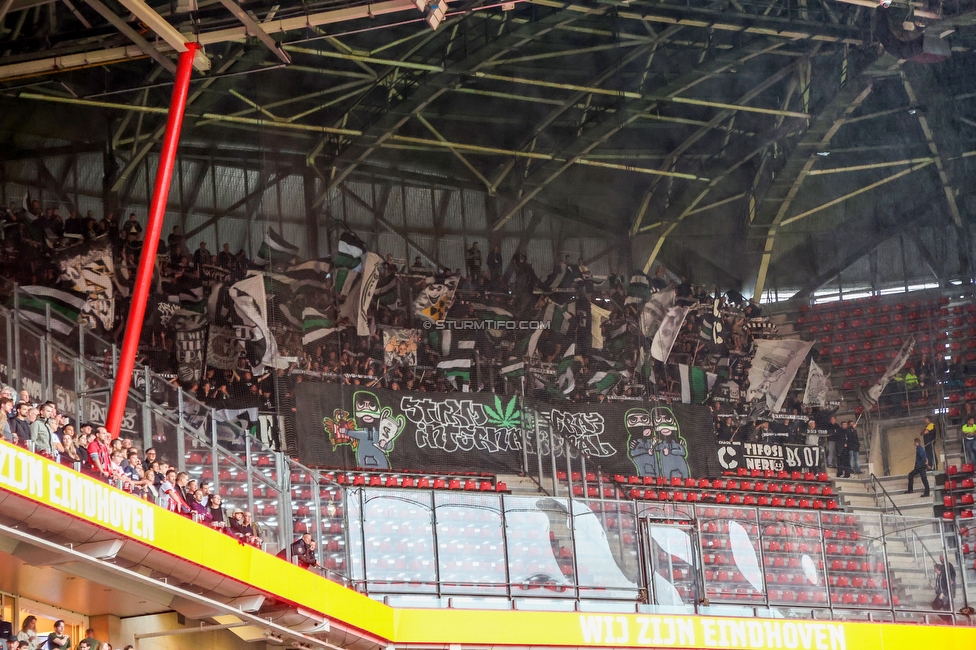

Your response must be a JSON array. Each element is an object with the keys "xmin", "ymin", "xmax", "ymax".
[
  {"xmin": 310, "ymin": 3, "xmax": 611, "ymax": 209},
  {"xmin": 902, "ymin": 75, "xmax": 963, "ymax": 227},
  {"xmin": 215, "ymin": 0, "xmax": 290, "ymax": 64},
  {"xmin": 115, "ymin": 0, "xmax": 210, "ymax": 71},
  {"xmin": 110, "ymin": 49, "xmax": 245, "ymax": 193},
  {"xmin": 779, "ymin": 160, "xmax": 933, "ymax": 226},
  {"xmin": 415, "ymin": 114, "xmax": 493, "ymax": 192},
  {"xmin": 83, "ymin": 0, "xmax": 177, "ymax": 74},
  {"xmin": 748, "ymin": 58, "xmax": 890, "ymax": 300}
]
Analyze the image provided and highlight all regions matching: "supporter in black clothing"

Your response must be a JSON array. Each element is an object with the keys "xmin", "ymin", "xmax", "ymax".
[
  {"xmin": 121, "ymin": 213, "xmax": 142, "ymax": 241},
  {"xmin": 487, "ymin": 244, "xmax": 503, "ymax": 279},
  {"xmin": 846, "ymin": 423, "xmax": 861, "ymax": 474},
  {"xmin": 277, "ymin": 533, "xmax": 318, "ymax": 569},
  {"xmin": 835, "ymin": 424, "xmax": 851, "ymax": 478},
  {"xmin": 9, "ymin": 402, "xmax": 30, "ymax": 443},
  {"xmin": 217, "ymin": 243, "xmax": 235, "ymax": 269}
]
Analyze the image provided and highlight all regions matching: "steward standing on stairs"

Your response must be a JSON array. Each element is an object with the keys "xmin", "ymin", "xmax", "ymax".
[
  {"xmin": 962, "ymin": 416, "xmax": 976, "ymax": 465},
  {"xmin": 907, "ymin": 438, "xmax": 930, "ymax": 497}
]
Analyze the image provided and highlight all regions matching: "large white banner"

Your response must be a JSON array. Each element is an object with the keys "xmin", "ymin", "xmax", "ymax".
[{"xmin": 746, "ymin": 339, "xmax": 814, "ymax": 414}]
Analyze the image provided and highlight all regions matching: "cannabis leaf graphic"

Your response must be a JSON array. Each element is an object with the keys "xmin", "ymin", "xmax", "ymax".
[{"xmin": 484, "ymin": 395, "xmax": 521, "ymax": 428}]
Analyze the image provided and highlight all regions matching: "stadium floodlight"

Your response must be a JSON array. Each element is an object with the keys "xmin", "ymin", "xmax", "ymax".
[
  {"xmin": 411, "ymin": 0, "xmax": 448, "ymax": 30},
  {"xmin": 426, "ymin": 0, "xmax": 446, "ymax": 29}
]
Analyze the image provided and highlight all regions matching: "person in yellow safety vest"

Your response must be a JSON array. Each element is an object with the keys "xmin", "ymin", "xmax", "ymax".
[
  {"xmin": 963, "ymin": 416, "xmax": 976, "ymax": 465},
  {"xmin": 904, "ymin": 369, "xmax": 919, "ymax": 393}
]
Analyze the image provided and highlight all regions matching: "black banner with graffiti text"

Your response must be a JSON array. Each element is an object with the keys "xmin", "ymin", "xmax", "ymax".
[
  {"xmin": 294, "ymin": 383, "xmax": 721, "ymax": 477},
  {"xmin": 715, "ymin": 441, "xmax": 823, "ymax": 473}
]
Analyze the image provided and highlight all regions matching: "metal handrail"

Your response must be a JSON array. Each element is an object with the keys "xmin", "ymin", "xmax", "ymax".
[
  {"xmin": 870, "ymin": 473, "xmax": 904, "ymax": 516},
  {"xmin": 870, "ymin": 474, "xmax": 941, "ymax": 584}
]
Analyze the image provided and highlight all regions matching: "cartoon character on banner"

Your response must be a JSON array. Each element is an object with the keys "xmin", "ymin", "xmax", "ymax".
[
  {"xmin": 626, "ymin": 406, "xmax": 690, "ymax": 479},
  {"xmin": 626, "ymin": 408, "xmax": 657, "ymax": 477},
  {"xmin": 323, "ymin": 391, "xmax": 405, "ymax": 469},
  {"xmin": 651, "ymin": 405, "xmax": 689, "ymax": 479}
]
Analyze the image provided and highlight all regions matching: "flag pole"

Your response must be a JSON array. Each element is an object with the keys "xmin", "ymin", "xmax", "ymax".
[{"xmin": 106, "ymin": 44, "xmax": 199, "ymax": 438}]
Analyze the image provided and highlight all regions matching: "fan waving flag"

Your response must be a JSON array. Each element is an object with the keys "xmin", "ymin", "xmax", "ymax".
[
  {"xmin": 860, "ymin": 335, "xmax": 915, "ymax": 411},
  {"xmin": 746, "ymin": 339, "xmax": 814, "ymax": 414},
  {"xmin": 254, "ymin": 228, "xmax": 300, "ymax": 267},
  {"xmin": 413, "ymin": 276, "xmax": 459, "ymax": 322}
]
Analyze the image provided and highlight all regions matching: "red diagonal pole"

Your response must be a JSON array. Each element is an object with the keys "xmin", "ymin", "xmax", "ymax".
[{"xmin": 106, "ymin": 44, "xmax": 199, "ymax": 438}]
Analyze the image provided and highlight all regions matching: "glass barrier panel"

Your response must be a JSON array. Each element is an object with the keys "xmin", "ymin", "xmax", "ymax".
[
  {"xmin": 82, "ymin": 327, "xmax": 115, "ymax": 376},
  {"xmin": 573, "ymin": 499, "xmax": 640, "ymax": 600},
  {"xmin": 759, "ymin": 510, "xmax": 828, "ymax": 608},
  {"xmin": 289, "ymin": 467, "xmax": 315, "ymax": 554},
  {"xmin": 319, "ymin": 475, "xmax": 347, "ymax": 579},
  {"xmin": 346, "ymin": 487, "xmax": 364, "ymax": 584},
  {"xmin": 51, "ymin": 347, "xmax": 77, "ymax": 419},
  {"xmin": 641, "ymin": 519, "xmax": 698, "ymax": 608},
  {"xmin": 503, "ymin": 495, "xmax": 574, "ymax": 598},
  {"xmin": 940, "ymin": 520, "xmax": 966, "ymax": 617},
  {"xmin": 882, "ymin": 514, "xmax": 948, "ymax": 612},
  {"xmin": 250, "ymin": 472, "xmax": 281, "ymax": 555},
  {"xmin": 957, "ymin": 519, "xmax": 976, "ymax": 610},
  {"xmin": 698, "ymin": 506, "xmax": 765, "ymax": 605},
  {"xmin": 149, "ymin": 408, "xmax": 181, "ymax": 467},
  {"xmin": 433, "ymin": 491, "xmax": 507, "ymax": 596},
  {"xmin": 823, "ymin": 512, "xmax": 891, "ymax": 610},
  {"xmin": 249, "ymin": 432, "xmax": 280, "ymax": 486},
  {"xmin": 362, "ymin": 488, "xmax": 436, "ymax": 593},
  {"xmin": 213, "ymin": 446, "xmax": 250, "ymax": 524},
  {"xmin": 213, "ymin": 411, "xmax": 250, "ymax": 468},
  {"xmin": 16, "ymin": 326, "xmax": 43, "ymax": 398},
  {"xmin": 0, "ymin": 311, "xmax": 9, "ymax": 386}
]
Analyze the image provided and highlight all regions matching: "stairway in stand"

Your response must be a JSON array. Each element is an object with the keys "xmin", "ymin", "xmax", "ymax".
[{"xmin": 831, "ymin": 473, "xmax": 937, "ymax": 519}]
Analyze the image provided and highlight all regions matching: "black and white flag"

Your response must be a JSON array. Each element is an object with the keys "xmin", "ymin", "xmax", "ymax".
[{"xmin": 746, "ymin": 339, "xmax": 814, "ymax": 414}]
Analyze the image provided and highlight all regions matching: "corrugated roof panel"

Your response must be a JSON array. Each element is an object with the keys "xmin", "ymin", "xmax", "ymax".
[
  {"xmin": 462, "ymin": 189, "xmax": 487, "ymax": 231},
  {"xmin": 278, "ymin": 176, "xmax": 304, "ymax": 219},
  {"xmin": 435, "ymin": 235, "xmax": 465, "ymax": 273},
  {"xmin": 214, "ymin": 166, "xmax": 245, "ymax": 213},
  {"xmin": 279, "ymin": 222, "xmax": 305, "ymax": 259},
  {"xmin": 525, "ymin": 239, "xmax": 553, "ymax": 277},
  {"xmin": 75, "ymin": 153, "xmax": 102, "ymax": 194},
  {"xmin": 219, "ymin": 216, "xmax": 250, "ymax": 254},
  {"xmin": 382, "ymin": 184, "xmax": 404, "ymax": 228},
  {"xmin": 439, "ymin": 189, "xmax": 463, "ymax": 231},
  {"xmin": 403, "ymin": 186, "xmax": 433, "ymax": 229},
  {"xmin": 408, "ymin": 234, "xmax": 436, "ymax": 266},
  {"xmin": 343, "ymin": 187, "xmax": 374, "ymax": 229},
  {"xmin": 377, "ymin": 232, "xmax": 407, "ymax": 263}
]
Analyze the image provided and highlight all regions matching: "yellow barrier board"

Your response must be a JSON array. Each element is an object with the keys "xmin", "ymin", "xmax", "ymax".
[
  {"xmin": 1, "ymin": 440, "xmax": 975, "ymax": 650},
  {"xmin": 394, "ymin": 609, "xmax": 976, "ymax": 649}
]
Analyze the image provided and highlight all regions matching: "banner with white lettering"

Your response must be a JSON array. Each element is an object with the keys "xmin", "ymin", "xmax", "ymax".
[
  {"xmin": 715, "ymin": 440, "xmax": 822, "ymax": 473},
  {"xmin": 294, "ymin": 384, "xmax": 721, "ymax": 477}
]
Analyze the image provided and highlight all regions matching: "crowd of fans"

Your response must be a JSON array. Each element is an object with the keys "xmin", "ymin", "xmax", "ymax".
[
  {"xmin": 10, "ymin": 201, "xmax": 971, "ymax": 465},
  {"xmin": 0, "ymin": 385, "xmax": 275, "ymax": 550}
]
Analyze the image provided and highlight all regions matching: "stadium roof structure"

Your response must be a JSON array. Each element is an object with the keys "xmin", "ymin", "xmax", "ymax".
[{"xmin": 1, "ymin": 0, "xmax": 976, "ymax": 296}]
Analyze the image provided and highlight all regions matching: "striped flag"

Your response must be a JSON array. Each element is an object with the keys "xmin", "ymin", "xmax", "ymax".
[
  {"xmin": 15, "ymin": 286, "xmax": 86, "ymax": 336},
  {"xmin": 437, "ymin": 358, "xmax": 472, "ymax": 389},
  {"xmin": 500, "ymin": 358, "xmax": 525, "ymax": 378},
  {"xmin": 625, "ymin": 274, "xmax": 650, "ymax": 305},
  {"xmin": 254, "ymin": 228, "xmax": 300, "ymax": 267},
  {"xmin": 335, "ymin": 231, "xmax": 366, "ymax": 269},
  {"xmin": 587, "ymin": 370, "xmax": 623, "ymax": 395},
  {"xmin": 302, "ymin": 307, "xmax": 341, "ymax": 346}
]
